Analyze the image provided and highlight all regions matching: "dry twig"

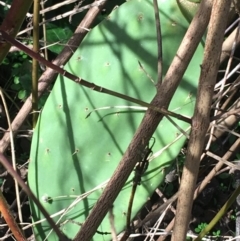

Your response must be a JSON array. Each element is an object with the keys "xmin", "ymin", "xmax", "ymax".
[{"xmin": 172, "ymin": 1, "xmax": 231, "ymax": 240}]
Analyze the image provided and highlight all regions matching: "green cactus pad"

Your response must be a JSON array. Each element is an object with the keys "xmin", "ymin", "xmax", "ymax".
[{"xmin": 28, "ymin": 0, "xmax": 203, "ymax": 240}]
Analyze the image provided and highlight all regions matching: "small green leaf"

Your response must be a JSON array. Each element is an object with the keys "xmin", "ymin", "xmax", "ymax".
[
  {"xmin": 195, "ymin": 227, "xmax": 201, "ymax": 233},
  {"xmin": 14, "ymin": 76, "xmax": 20, "ymax": 84},
  {"xmin": 20, "ymin": 54, "xmax": 28, "ymax": 59},
  {"xmin": 212, "ymin": 230, "xmax": 221, "ymax": 237},
  {"xmin": 195, "ymin": 222, "xmax": 207, "ymax": 233},
  {"xmin": 13, "ymin": 62, "xmax": 21, "ymax": 68},
  {"xmin": 18, "ymin": 89, "xmax": 27, "ymax": 100},
  {"xmin": 46, "ymin": 23, "xmax": 73, "ymax": 54}
]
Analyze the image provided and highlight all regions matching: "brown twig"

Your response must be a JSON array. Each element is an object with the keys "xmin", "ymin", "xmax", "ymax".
[
  {"xmin": 172, "ymin": 1, "xmax": 231, "ymax": 240},
  {"xmin": 220, "ymin": 23, "xmax": 240, "ymax": 64},
  {"xmin": 120, "ymin": 141, "xmax": 154, "ymax": 241},
  {"xmin": 0, "ymin": 189, "xmax": 26, "ymax": 241},
  {"xmin": 0, "ymin": 0, "xmax": 33, "ymax": 62},
  {"xmin": 153, "ymin": 0, "xmax": 163, "ymax": 85}
]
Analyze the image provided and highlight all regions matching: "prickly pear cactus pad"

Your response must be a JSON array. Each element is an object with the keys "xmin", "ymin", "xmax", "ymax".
[{"xmin": 28, "ymin": 0, "xmax": 203, "ymax": 240}]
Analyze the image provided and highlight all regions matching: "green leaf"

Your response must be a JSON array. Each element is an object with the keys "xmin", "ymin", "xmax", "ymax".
[
  {"xmin": 13, "ymin": 62, "xmax": 21, "ymax": 68},
  {"xmin": 195, "ymin": 227, "xmax": 201, "ymax": 233},
  {"xmin": 45, "ymin": 23, "xmax": 73, "ymax": 54},
  {"xmin": 14, "ymin": 76, "xmax": 20, "ymax": 84},
  {"xmin": 18, "ymin": 89, "xmax": 27, "ymax": 100}
]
